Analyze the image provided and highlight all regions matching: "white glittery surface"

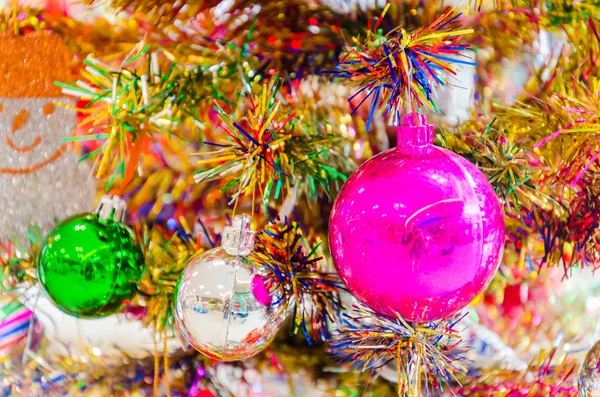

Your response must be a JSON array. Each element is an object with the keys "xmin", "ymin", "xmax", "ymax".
[{"xmin": 0, "ymin": 97, "xmax": 96, "ymax": 242}]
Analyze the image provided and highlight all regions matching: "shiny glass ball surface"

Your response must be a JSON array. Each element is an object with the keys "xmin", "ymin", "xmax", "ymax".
[
  {"xmin": 175, "ymin": 247, "xmax": 285, "ymax": 361},
  {"xmin": 329, "ymin": 130, "xmax": 505, "ymax": 322},
  {"xmin": 38, "ymin": 213, "xmax": 143, "ymax": 318}
]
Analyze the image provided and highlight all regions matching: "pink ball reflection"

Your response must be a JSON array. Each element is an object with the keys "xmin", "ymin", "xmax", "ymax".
[{"xmin": 329, "ymin": 114, "xmax": 505, "ymax": 322}]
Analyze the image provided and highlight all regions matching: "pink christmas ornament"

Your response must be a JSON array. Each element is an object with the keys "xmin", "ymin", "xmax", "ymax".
[{"xmin": 329, "ymin": 113, "xmax": 505, "ymax": 322}]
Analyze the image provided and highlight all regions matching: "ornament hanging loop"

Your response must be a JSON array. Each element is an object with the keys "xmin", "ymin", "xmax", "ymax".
[
  {"xmin": 397, "ymin": 113, "xmax": 434, "ymax": 154},
  {"xmin": 222, "ymin": 214, "xmax": 255, "ymax": 256},
  {"xmin": 96, "ymin": 195, "xmax": 127, "ymax": 222}
]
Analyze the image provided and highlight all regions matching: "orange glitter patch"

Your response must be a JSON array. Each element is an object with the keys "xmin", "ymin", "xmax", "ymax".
[
  {"xmin": 0, "ymin": 32, "xmax": 72, "ymax": 98},
  {"xmin": 43, "ymin": 102, "xmax": 56, "ymax": 115},
  {"xmin": 0, "ymin": 103, "xmax": 3, "ymax": 112},
  {"xmin": 0, "ymin": 145, "xmax": 67, "ymax": 175},
  {"xmin": 12, "ymin": 109, "xmax": 29, "ymax": 133}
]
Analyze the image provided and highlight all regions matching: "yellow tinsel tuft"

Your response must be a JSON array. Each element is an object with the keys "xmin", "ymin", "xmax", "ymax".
[
  {"xmin": 0, "ymin": 227, "xmax": 43, "ymax": 291},
  {"xmin": 136, "ymin": 225, "xmax": 201, "ymax": 332}
]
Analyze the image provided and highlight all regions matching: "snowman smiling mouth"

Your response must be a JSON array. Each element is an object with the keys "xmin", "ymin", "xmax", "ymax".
[
  {"xmin": 1, "ymin": 141, "xmax": 67, "ymax": 174},
  {"xmin": 6, "ymin": 136, "xmax": 42, "ymax": 153}
]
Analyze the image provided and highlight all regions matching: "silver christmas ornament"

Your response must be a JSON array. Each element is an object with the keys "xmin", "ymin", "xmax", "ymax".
[
  {"xmin": 579, "ymin": 339, "xmax": 600, "ymax": 397},
  {"xmin": 377, "ymin": 360, "xmax": 398, "ymax": 383},
  {"xmin": 461, "ymin": 318, "xmax": 527, "ymax": 373},
  {"xmin": 175, "ymin": 215, "xmax": 286, "ymax": 361}
]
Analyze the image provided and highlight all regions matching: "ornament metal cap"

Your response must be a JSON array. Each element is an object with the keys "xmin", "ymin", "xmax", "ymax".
[
  {"xmin": 95, "ymin": 195, "xmax": 127, "ymax": 222},
  {"xmin": 397, "ymin": 113, "xmax": 434, "ymax": 153},
  {"xmin": 222, "ymin": 214, "xmax": 255, "ymax": 256}
]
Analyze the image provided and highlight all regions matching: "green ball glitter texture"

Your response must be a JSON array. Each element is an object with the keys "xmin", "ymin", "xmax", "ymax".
[{"xmin": 37, "ymin": 213, "xmax": 144, "ymax": 318}]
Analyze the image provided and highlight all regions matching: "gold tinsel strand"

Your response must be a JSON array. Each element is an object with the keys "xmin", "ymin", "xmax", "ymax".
[{"xmin": 136, "ymin": 225, "xmax": 201, "ymax": 332}]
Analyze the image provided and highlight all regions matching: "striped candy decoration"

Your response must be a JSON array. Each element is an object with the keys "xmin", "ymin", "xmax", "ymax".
[{"xmin": 0, "ymin": 298, "xmax": 35, "ymax": 356}]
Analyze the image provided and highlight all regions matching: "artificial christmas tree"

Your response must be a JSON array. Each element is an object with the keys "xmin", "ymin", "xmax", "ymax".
[{"xmin": 1, "ymin": 0, "xmax": 600, "ymax": 396}]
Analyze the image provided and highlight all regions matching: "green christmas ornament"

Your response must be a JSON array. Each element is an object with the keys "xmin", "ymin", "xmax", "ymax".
[{"xmin": 37, "ymin": 196, "xmax": 143, "ymax": 318}]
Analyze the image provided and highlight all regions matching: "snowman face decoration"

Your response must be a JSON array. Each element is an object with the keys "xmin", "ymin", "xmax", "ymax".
[
  {"xmin": 0, "ymin": 98, "xmax": 70, "ymax": 174},
  {"xmin": 0, "ymin": 32, "xmax": 95, "ymax": 241}
]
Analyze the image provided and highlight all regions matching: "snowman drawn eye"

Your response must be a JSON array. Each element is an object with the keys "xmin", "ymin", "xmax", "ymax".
[
  {"xmin": 12, "ymin": 109, "xmax": 29, "ymax": 133},
  {"xmin": 43, "ymin": 103, "xmax": 56, "ymax": 115}
]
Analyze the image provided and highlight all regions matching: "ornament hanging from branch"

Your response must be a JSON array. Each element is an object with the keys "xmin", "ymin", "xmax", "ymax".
[
  {"xmin": 327, "ymin": 7, "xmax": 504, "ymax": 395},
  {"xmin": 329, "ymin": 113, "xmax": 505, "ymax": 323},
  {"xmin": 174, "ymin": 214, "xmax": 287, "ymax": 361},
  {"xmin": 38, "ymin": 195, "xmax": 144, "ymax": 318}
]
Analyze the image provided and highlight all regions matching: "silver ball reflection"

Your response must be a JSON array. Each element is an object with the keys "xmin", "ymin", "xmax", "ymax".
[
  {"xmin": 462, "ymin": 318, "xmax": 527, "ymax": 374},
  {"xmin": 175, "ymin": 247, "xmax": 285, "ymax": 361},
  {"xmin": 579, "ymin": 339, "xmax": 600, "ymax": 397}
]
